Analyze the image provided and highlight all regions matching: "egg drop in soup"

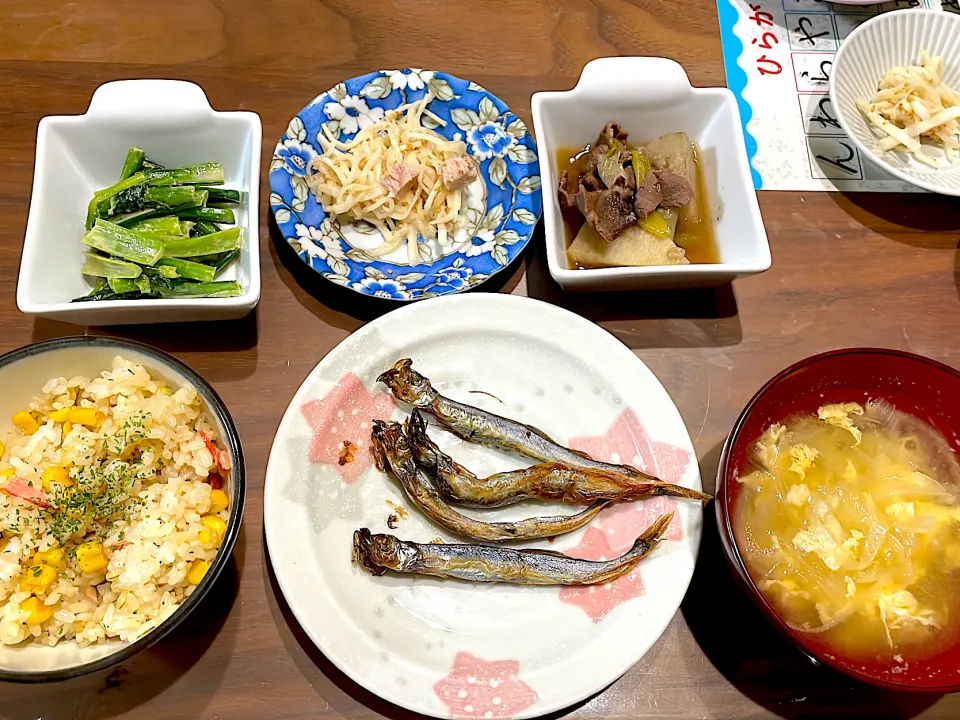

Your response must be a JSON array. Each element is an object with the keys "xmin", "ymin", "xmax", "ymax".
[{"xmin": 733, "ymin": 401, "xmax": 960, "ymax": 662}]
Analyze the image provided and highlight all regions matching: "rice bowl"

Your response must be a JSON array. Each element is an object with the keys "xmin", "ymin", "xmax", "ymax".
[{"xmin": 0, "ymin": 337, "xmax": 243, "ymax": 681}]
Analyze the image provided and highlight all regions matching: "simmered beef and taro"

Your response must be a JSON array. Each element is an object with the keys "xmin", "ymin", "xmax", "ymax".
[{"xmin": 556, "ymin": 123, "xmax": 718, "ymax": 269}]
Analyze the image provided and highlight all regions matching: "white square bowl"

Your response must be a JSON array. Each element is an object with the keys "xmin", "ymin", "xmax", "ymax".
[
  {"xmin": 18, "ymin": 80, "xmax": 262, "ymax": 325},
  {"xmin": 531, "ymin": 57, "xmax": 771, "ymax": 291}
]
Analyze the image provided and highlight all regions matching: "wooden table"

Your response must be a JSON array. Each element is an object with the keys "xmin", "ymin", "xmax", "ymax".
[{"xmin": 2, "ymin": 1, "xmax": 959, "ymax": 718}]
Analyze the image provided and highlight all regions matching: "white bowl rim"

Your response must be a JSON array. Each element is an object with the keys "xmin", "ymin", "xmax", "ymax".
[
  {"xmin": 531, "ymin": 56, "xmax": 772, "ymax": 282},
  {"xmin": 17, "ymin": 79, "xmax": 263, "ymax": 316}
]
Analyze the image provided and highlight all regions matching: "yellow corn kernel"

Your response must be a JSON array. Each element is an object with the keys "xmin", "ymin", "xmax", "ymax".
[
  {"xmin": 157, "ymin": 386, "xmax": 172, "ymax": 396},
  {"xmin": 46, "ymin": 408, "xmax": 70, "ymax": 423},
  {"xmin": 0, "ymin": 468, "xmax": 15, "ymax": 478},
  {"xmin": 200, "ymin": 516, "xmax": 227, "ymax": 547},
  {"xmin": 41, "ymin": 466, "xmax": 71, "ymax": 491},
  {"xmin": 20, "ymin": 597, "xmax": 53, "ymax": 625},
  {"xmin": 187, "ymin": 559, "xmax": 210, "ymax": 585},
  {"xmin": 208, "ymin": 489, "xmax": 228, "ymax": 514},
  {"xmin": 197, "ymin": 528, "xmax": 214, "ymax": 545},
  {"xmin": 34, "ymin": 548, "xmax": 65, "ymax": 569},
  {"xmin": 62, "ymin": 421, "xmax": 73, "ymax": 437},
  {"xmin": 0, "ymin": 440, "xmax": 5, "ymax": 457},
  {"xmin": 12, "ymin": 412, "xmax": 39, "ymax": 436},
  {"xmin": 20, "ymin": 564, "xmax": 57, "ymax": 592},
  {"xmin": 67, "ymin": 408, "xmax": 100, "ymax": 427},
  {"xmin": 76, "ymin": 541, "xmax": 108, "ymax": 574}
]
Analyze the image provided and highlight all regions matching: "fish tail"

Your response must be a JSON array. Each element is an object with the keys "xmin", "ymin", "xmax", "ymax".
[
  {"xmin": 655, "ymin": 484, "xmax": 713, "ymax": 503},
  {"xmin": 633, "ymin": 512, "xmax": 674, "ymax": 550}
]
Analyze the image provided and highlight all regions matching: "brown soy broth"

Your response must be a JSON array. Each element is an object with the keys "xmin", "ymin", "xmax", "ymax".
[{"xmin": 555, "ymin": 142, "xmax": 720, "ymax": 268}]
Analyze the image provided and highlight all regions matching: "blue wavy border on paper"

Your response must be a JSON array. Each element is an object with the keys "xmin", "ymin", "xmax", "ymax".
[{"xmin": 716, "ymin": 0, "xmax": 763, "ymax": 189}]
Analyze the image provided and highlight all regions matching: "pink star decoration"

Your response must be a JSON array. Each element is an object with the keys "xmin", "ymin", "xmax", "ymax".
[
  {"xmin": 558, "ymin": 527, "xmax": 645, "ymax": 623},
  {"xmin": 299, "ymin": 372, "xmax": 395, "ymax": 484},
  {"xmin": 558, "ymin": 408, "xmax": 693, "ymax": 622},
  {"xmin": 434, "ymin": 652, "xmax": 538, "ymax": 719}
]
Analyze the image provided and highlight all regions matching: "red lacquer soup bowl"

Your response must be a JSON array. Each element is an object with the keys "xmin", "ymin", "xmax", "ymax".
[{"xmin": 716, "ymin": 348, "xmax": 960, "ymax": 691}]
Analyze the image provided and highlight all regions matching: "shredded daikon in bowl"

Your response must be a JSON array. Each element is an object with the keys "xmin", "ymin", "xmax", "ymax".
[
  {"xmin": 307, "ymin": 94, "xmax": 473, "ymax": 264},
  {"xmin": 856, "ymin": 50, "xmax": 960, "ymax": 168}
]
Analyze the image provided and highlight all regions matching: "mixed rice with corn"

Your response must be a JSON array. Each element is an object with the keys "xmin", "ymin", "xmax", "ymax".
[{"xmin": 0, "ymin": 357, "xmax": 231, "ymax": 647}]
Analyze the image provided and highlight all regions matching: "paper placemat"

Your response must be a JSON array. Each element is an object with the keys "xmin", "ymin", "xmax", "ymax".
[{"xmin": 717, "ymin": 0, "xmax": 957, "ymax": 190}]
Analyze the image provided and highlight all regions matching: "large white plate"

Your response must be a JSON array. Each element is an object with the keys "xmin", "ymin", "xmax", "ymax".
[{"xmin": 264, "ymin": 294, "xmax": 702, "ymax": 719}]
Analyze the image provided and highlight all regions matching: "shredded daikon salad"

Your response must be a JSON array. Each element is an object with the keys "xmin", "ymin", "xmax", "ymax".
[
  {"xmin": 308, "ymin": 94, "xmax": 470, "ymax": 263},
  {"xmin": 734, "ymin": 402, "xmax": 960, "ymax": 654},
  {"xmin": 856, "ymin": 50, "xmax": 960, "ymax": 168}
]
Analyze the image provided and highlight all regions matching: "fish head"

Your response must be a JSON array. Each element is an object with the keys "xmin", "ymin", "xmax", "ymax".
[
  {"xmin": 377, "ymin": 359, "xmax": 434, "ymax": 405},
  {"xmin": 371, "ymin": 419, "xmax": 414, "ymax": 470},
  {"xmin": 352, "ymin": 528, "xmax": 389, "ymax": 576},
  {"xmin": 352, "ymin": 528, "xmax": 410, "ymax": 575}
]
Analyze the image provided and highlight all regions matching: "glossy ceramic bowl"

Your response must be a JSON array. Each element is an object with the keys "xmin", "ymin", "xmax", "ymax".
[
  {"xmin": 19, "ymin": 80, "xmax": 262, "ymax": 325},
  {"xmin": 531, "ymin": 57, "xmax": 770, "ymax": 291},
  {"xmin": 716, "ymin": 348, "xmax": 960, "ymax": 691},
  {"xmin": 0, "ymin": 337, "xmax": 245, "ymax": 682},
  {"xmin": 832, "ymin": 10, "xmax": 960, "ymax": 196}
]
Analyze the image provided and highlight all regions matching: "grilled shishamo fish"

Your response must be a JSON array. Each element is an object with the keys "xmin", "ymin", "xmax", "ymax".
[
  {"xmin": 372, "ymin": 420, "xmax": 607, "ymax": 542},
  {"xmin": 408, "ymin": 409, "xmax": 709, "ymax": 507},
  {"xmin": 378, "ymin": 359, "xmax": 700, "ymax": 491},
  {"xmin": 353, "ymin": 513, "xmax": 673, "ymax": 584}
]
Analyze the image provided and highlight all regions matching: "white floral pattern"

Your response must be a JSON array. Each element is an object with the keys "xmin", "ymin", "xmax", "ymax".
[
  {"xmin": 384, "ymin": 68, "xmax": 435, "ymax": 91},
  {"xmin": 295, "ymin": 221, "xmax": 345, "ymax": 263},
  {"xmin": 323, "ymin": 95, "xmax": 385, "ymax": 135},
  {"xmin": 464, "ymin": 228, "xmax": 496, "ymax": 258}
]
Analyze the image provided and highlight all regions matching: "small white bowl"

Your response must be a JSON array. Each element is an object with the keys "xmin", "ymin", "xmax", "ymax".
[
  {"xmin": 831, "ymin": 9, "xmax": 960, "ymax": 196},
  {"xmin": 18, "ymin": 80, "xmax": 262, "ymax": 325},
  {"xmin": 531, "ymin": 57, "xmax": 770, "ymax": 292}
]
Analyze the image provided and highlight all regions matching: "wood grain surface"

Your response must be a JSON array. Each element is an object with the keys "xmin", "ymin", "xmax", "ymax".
[{"xmin": 1, "ymin": 1, "xmax": 959, "ymax": 718}]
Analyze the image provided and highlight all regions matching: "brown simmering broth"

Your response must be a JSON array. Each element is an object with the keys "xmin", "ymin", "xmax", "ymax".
[{"xmin": 556, "ymin": 143, "xmax": 719, "ymax": 268}]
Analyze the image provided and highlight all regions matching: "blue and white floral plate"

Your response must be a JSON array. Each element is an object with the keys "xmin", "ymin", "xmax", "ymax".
[{"xmin": 269, "ymin": 69, "xmax": 543, "ymax": 301}]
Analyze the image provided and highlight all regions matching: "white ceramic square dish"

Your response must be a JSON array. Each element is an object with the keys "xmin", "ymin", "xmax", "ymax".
[
  {"xmin": 18, "ymin": 80, "xmax": 262, "ymax": 325},
  {"xmin": 831, "ymin": 9, "xmax": 960, "ymax": 196},
  {"xmin": 531, "ymin": 57, "xmax": 770, "ymax": 291}
]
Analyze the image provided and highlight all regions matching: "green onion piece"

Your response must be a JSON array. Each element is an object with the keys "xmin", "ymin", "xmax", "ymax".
[
  {"xmin": 72, "ymin": 279, "xmax": 120, "ymax": 303},
  {"xmin": 108, "ymin": 277, "xmax": 139, "ymax": 293},
  {"xmin": 176, "ymin": 206, "xmax": 235, "ymax": 224},
  {"xmin": 155, "ymin": 162, "xmax": 224, "ymax": 185},
  {"xmin": 142, "ymin": 265, "xmax": 179, "ymax": 279},
  {"xmin": 119, "ymin": 148, "xmax": 145, "ymax": 181},
  {"xmin": 632, "ymin": 149, "xmax": 651, "ymax": 185},
  {"xmin": 157, "ymin": 257, "xmax": 216, "ymax": 282},
  {"xmin": 87, "ymin": 170, "xmax": 167, "ymax": 229},
  {"xmin": 81, "ymin": 219, "xmax": 166, "ymax": 266},
  {"xmin": 144, "ymin": 186, "xmax": 207, "ymax": 210},
  {"xmin": 198, "ymin": 187, "xmax": 241, "ymax": 203},
  {"xmin": 214, "ymin": 248, "xmax": 240, "ymax": 277},
  {"xmin": 193, "ymin": 221, "xmax": 221, "ymax": 236},
  {"xmin": 130, "ymin": 215, "xmax": 184, "ymax": 236},
  {"xmin": 113, "ymin": 208, "xmax": 161, "ymax": 228},
  {"xmin": 82, "ymin": 252, "xmax": 143, "ymax": 279},
  {"xmin": 155, "ymin": 281, "xmax": 242, "ymax": 298},
  {"xmin": 638, "ymin": 210, "xmax": 672, "ymax": 239},
  {"xmin": 161, "ymin": 227, "xmax": 241, "ymax": 258}
]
